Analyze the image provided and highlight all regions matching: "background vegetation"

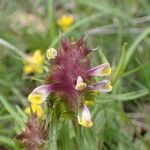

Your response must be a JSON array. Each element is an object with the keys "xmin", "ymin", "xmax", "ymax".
[{"xmin": 0, "ymin": 0, "xmax": 150, "ymax": 149}]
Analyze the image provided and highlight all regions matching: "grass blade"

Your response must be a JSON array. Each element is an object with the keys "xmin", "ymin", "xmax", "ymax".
[
  {"xmin": 112, "ymin": 43, "xmax": 128, "ymax": 84},
  {"xmin": 0, "ymin": 95, "xmax": 25, "ymax": 129}
]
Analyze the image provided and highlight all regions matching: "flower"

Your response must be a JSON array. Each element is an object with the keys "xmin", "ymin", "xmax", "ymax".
[
  {"xmin": 78, "ymin": 105, "xmax": 93, "ymax": 128},
  {"xmin": 75, "ymin": 76, "xmax": 87, "ymax": 91},
  {"xmin": 28, "ymin": 38, "xmax": 112, "ymax": 127},
  {"xmin": 87, "ymin": 80, "xmax": 113, "ymax": 93},
  {"xmin": 28, "ymin": 84, "xmax": 54, "ymax": 104},
  {"xmin": 16, "ymin": 115, "xmax": 48, "ymax": 150},
  {"xmin": 47, "ymin": 48, "xmax": 57, "ymax": 60},
  {"xmin": 86, "ymin": 63, "xmax": 112, "ymax": 77},
  {"xmin": 23, "ymin": 50, "xmax": 44, "ymax": 74},
  {"xmin": 57, "ymin": 15, "xmax": 74, "ymax": 31},
  {"xmin": 25, "ymin": 104, "xmax": 44, "ymax": 118}
]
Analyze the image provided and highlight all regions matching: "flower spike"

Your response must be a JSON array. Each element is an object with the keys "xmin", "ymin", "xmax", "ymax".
[
  {"xmin": 75, "ymin": 76, "xmax": 87, "ymax": 91},
  {"xmin": 86, "ymin": 63, "xmax": 112, "ymax": 77},
  {"xmin": 47, "ymin": 48, "xmax": 57, "ymax": 60},
  {"xmin": 28, "ymin": 84, "xmax": 54, "ymax": 104},
  {"xmin": 78, "ymin": 105, "xmax": 93, "ymax": 128},
  {"xmin": 88, "ymin": 80, "xmax": 112, "ymax": 93}
]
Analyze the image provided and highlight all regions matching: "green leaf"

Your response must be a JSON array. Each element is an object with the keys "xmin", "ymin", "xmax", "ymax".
[
  {"xmin": 0, "ymin": 115, "xmax": 12, "ymax": 121},
  {"xmin": 0, "ymin": 136, "xmax": 15, "ymax": 148},
  {"xmin": 125, "ymin": 27, "xmax": 150, "ymax": 71},
  {"xmin": 95, "ymin": 89, "xmax": 149, "ymax": 103},
  {"xmin": 0, "ymin": 95, "xmax": 25, "ymax": 129},
  {"xmin": 112, "ymin": 43, "xmax": 128, "ymax": 85},
  {"xmin": 0, "ymin": 38, "xmax": 27, "ymax": 59}
]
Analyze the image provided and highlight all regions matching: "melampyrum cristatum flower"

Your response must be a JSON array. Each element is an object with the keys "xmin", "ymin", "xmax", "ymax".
[
  {"xmin": 47, "ymin": 48, "xmax": 57, "ymax": 60},
  {"xmin": 25, "ymin": 103, "xmax": 44, "ymax": 118},
  {"xmin": 28, "ymin": 38, "xmax": 112, "ymax": 127},
  {"xmin": 57, "ymin": 15, "xmax": 74, "ymax": 31},
  {"xmin": 78, "ymin": 105, "xmax": 93, "ymax": 128},
  {"xmin": 16, "ymin": 114, "xmax": 48, "ymax": 150},
  {"xmin": 23, "ymin": 50, "xmax": 44, "ymax": 74}
]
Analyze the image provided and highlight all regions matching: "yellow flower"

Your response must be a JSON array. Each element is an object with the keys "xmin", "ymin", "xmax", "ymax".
[
  {"xmin": 33, "ymin": 50, "xmax": 44, "ymax": 64},
  {"xmin": 23, "ymin": 65, "xmax": 33, "ymax": 74},
  {"xmin": 28, "ymin": 94, "xmax": 43, "ymax": 104},
  {"xmin": 24, "ymin": 103, "xmax": 44, "ymax": 118},
  {"xmin": 75, "ymin": 76, "xmax": 87, "ymax": 91},
  {"xmin": 78, "ymin": 106, "xmax": 93, "ymax": 128},
  {"xmin": 57, "ymin": 15, "xmax": 74, "ymax": 31},
  {"xmin": 23, "ymin": 50, "xmax": 44, "ymax": 74}
]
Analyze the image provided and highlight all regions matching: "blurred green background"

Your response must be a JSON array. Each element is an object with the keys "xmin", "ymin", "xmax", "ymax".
[{"xmin": 0, "ymin": 0, "xmax": 150, "ymax": 149}]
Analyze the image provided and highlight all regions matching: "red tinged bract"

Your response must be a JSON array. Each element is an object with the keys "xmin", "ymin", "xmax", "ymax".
[
  {"xmin": 47, "ymin": 38, "xmax": 91, "ymax": 103},
  {"xmin": 16, "ymin": 115, "xmax": 48, "ymax": 150},
  {"xmin": 28, "ymin": 37, "xmax": 112, "ymax": 111}
]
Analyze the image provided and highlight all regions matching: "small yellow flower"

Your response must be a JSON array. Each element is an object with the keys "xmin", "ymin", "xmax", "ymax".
[
  {"xmin": 24, "ymin": 107, "xmax": 31, "ymax": 114},
  {"xmin": 23, "ymin": 50, "xmax": 44, "ymax": 74},
  {"xmin": 57, "ymin": 15, "xmax": 74, "ymax": 31},
  {"xmin": 33, "ymin": 50, "xmax": 44, "ymax": 64},
  {"xmin": 23, "ymin": 65, "xmax": 33, "ymax": 74},
  {"xmin": 24, "ymin": 104, "xmax": 44, "ymax": 118}
]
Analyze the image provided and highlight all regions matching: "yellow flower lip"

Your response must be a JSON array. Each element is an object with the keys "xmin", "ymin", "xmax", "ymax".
[
  {"xmin": 86, "ymin": 63, "xmax": 112, "ymax": 77},
  {"xmin": 24, "ymin": 104, "xmax": 44, "ymax": 118},
  {"xmin": 101, "ymin": 67, "xmax": 112, "ymax": 76},
  {"xmin": 47, "ymin": 48, "xmax": 57, "ymax": 60},
  {"xmin": 78, "ymin": 118, "xmax": 93, "ymax": 128},
  {"xmin": 28, "ymin": 94, "xmax": 43, "ymax": 104},
  {"xmin": 75, "ymin": 76, "xmax": 87, "ymax": 91},
  {"xmin": 103, "ymin": 83, "xmax": 113, "ymax": 92},
  {"xmin": 75, "ymin": 82, "xmax": 87, "ymax": 91},
  {"xmin": 88, "ymin": 80, "xmax": 113, "ymax": 93},
  {"xmin": 28, "ymin": 84, "xmax": 54, "ymax": 105},
  {"xmin": 31, "ymin": 104, "xmax": 43, "ymax": 118},
  {"xmin": 78, "ymin": 105, "xmax": 93, "ymax": 128}
]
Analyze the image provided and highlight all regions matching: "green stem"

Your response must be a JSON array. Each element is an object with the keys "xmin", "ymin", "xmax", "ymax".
[
  {"xmin": 125, "ymin": 27, "xmax": 150, "ymax": 68},
  {"xmin": 49, "ymin": 119, "xmax": 57, "ymax": 150},
  {"xmin": 47, "ymin": 0, "xmax": 57, "ymax": 41},
  {"xmin": 122, "ymin": 60, "xmax": 150, "ymax": 78},
  {"xmin": 112, "ymin": 43, "xmax": 128, "ymax": 85},
  {"xmin": 0, "ymin": 38, "xmax": 28, "ymax": 59}
]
